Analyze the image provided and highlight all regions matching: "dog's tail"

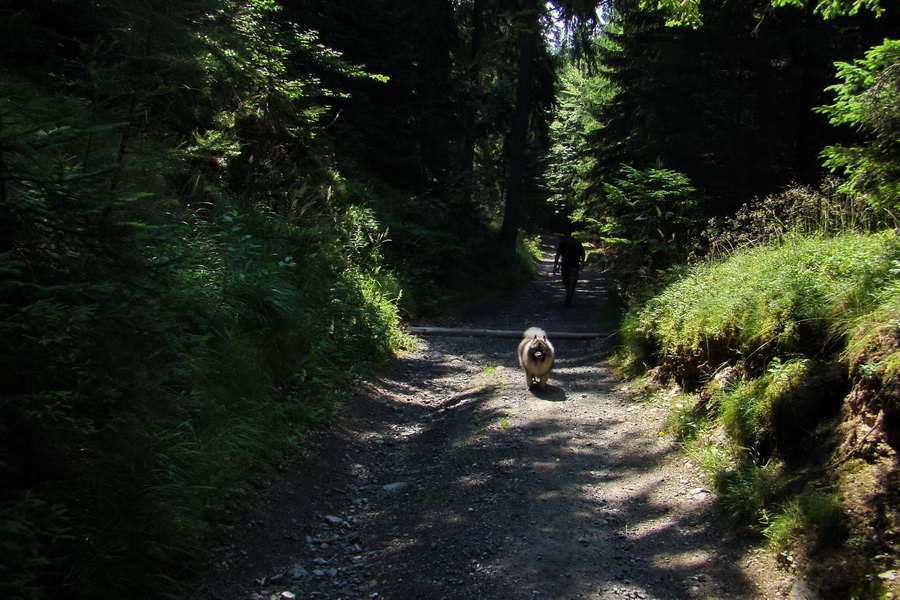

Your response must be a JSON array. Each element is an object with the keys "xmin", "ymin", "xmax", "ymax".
[{"xmin": 522, "ymin": 326, "xmax": 547, "ymax": 340}]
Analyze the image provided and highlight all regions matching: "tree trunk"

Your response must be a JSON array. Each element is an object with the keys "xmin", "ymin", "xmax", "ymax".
[
  {"xmin": 460, "ymin": 0, "xmax": 484, "ymax": 187},
  {"xmin": 0, "ymin": 118, "xmax": 9, "ymax": 254},
  {"xmin": 500, "ymin": 0, "xmax": 541, "ymax": 251}
]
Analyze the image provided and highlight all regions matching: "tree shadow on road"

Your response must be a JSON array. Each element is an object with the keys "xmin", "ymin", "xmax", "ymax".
[{"xmin": 351, "ymin": 366, "xmax": 763, "ymax": 600}]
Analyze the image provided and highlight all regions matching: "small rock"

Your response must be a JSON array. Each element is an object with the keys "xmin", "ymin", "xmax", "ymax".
[
  {"xmin": 289, "ymin": 563, "xmax": 309, "ymax": 579},
  {"xmin": 280, "ymin": 592, "xmax": 297, "ymax": 600},
  {"xmin": 324, "ymin": 515, "xmax": 344, "ymax": 526},
  {"xmin": 879, "ymin": 570, "xmax": 899, "ymax": 582},
  {"xmin": 788, "ymin": 578, "xmax": 822, "ymax": 600},
  {"xmin": 381, "ymin": 482, "xmax": 409, "ymax": 495}
]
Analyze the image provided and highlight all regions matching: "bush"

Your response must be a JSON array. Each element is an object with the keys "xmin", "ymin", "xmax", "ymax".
[{"xmin": 763, "ymin": 489, "xmax": 845, "ymax": 552}]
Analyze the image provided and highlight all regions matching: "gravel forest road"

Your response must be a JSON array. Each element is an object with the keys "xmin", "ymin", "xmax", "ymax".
[{"xmin": 193, "ymin": 238, "xmax": 796, "ymax": 600}]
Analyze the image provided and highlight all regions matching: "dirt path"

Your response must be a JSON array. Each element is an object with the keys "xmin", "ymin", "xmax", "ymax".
[{"xmin": 193, "ymin": 238, "xmax": 795, "ymax": 600}]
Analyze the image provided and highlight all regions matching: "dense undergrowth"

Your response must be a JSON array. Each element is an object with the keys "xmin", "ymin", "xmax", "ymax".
[
  {"xmin": 0, "ymin": 4, "xmax": 538, "ymax": 599},
  {"xmin": 0, "ymin": 166, "xmax": 407, "ymax": 599},
  {"xmin": 615, "ymin": 188, "xmax": 900, "ymax": 598},
  {"xmin": 0, "ymin": 163, "xmax": 534, "ymax": 600}
]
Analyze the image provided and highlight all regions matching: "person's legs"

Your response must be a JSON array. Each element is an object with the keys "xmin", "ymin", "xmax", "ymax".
[{"xmin": 561, "ymin": 268, "xmax": 578, "ymax": 307}]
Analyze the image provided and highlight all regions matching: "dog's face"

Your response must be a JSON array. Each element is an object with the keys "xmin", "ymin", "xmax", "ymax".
[{"xmin": 528, "ymin": 338, "xmax": 550, "ymax": 365}]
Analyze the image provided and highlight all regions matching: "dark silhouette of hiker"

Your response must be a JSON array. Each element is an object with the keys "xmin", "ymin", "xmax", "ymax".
[{"xmin": 553, "ymin": 235, "xmax": 585, "ymax": 307}]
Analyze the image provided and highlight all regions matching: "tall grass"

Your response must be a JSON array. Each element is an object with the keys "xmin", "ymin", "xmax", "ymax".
[{"xmin": 624, "ymin": 232, "xmax": 900, "ymax": 380}]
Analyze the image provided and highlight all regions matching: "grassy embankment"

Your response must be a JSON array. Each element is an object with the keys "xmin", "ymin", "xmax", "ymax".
[{"xmin": 617, "ymin": 227, "xmax": 900, "ymax": 598}]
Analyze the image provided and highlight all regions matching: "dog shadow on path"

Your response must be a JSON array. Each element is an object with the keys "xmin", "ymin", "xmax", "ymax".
[{"xmin": 528, "ymin": 385, "xmax": 566, "ymax": 402}]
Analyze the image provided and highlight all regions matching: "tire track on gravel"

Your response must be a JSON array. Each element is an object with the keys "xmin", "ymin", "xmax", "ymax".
[{"xmin": 193, "ymin": 238, "xmax": 793, "ymax": 600}]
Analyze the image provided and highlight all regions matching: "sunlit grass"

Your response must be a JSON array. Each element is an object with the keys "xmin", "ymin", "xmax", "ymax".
[
  {"xmin": 618, "ymin": 230, "xmax": 899, "ymax": 571},
  {"xmin": 622, "ymin": 231, "xmax": 900, "ymax": 376}
]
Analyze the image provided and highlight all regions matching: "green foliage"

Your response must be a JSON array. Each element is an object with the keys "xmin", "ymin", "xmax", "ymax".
[
  {"xmin": 603, "ymin": 2, "xmax": 898, "ymax": 584},
  {"xmin": 0, "ymin": 2, "xmax": 409, "ymax": 599},
  {"xmin": 624, "ymin": 232, "xmax": 900, "ymax": 380},
  {"xmin": 691, "ymin": 442, "xmax": 737, "ymax": 488},
  {"xmin": 771, "ymin": 0, "xmax": 886, "ymax": 19},
  {"xmin": 763, "ymin": 489, "xmax": 845, "ymax": 551},
  {"xmin": 654, "ymin": 0, "xmax": 887, "ymax": 24},
  {"xmin": 0, "ymin": 147, "xmax": 403, "ymax": 600},
  {"xmin": 844, "ymin": 279, "xmax": 900, "ymax": 372},
  {"xmin": 368, "ymin": 184, "xmax": 538, "ymax": 316},
  {"xmin": 663, "ymin": 395, "xmax": 709, "ymax": 443},
  {"xmin": 717, "ymin": 458, "xmax": 787, "ymax": 524},
  {"xmin": 817, "ymin": 39, "xmax": 900, "ymax": 209},
  {"xmin": 621, "ymin": 230, "xmax": 900, "ymax": 582},
  {"xmin": 646, "ymin": 0, "xmax": 703, "ymax": 28},
  {"xmin": 577, "ymin": 165, "xmax": 703, "ymax": 272},
  {"xmin": 703, "ymin": 179, "xmax": 899, "ymax": 257},
  {"xmin": 718, "ymin": 358, "xmax": 817, "ymax": 450},
  {"xmin": 0, "ymin": 0, "xmax": 565, "ymax": 596},
  {"xmin": 684, "ymin": 438, "xmax": 845, "ymax": 553},
  {"xmin": 676, "ymin": 413, "xmax": 846, "ymax": 554},
  {"xmin": 685, "ymin": 442, "xmax": 844, "ymax": 555},
  {"xmin": 557, "ymin": 0, "xmax": 894, "ymax": 222},
  {"xmin": 546, "ymin": 59, "xmax": 616, "ymax": 224}
]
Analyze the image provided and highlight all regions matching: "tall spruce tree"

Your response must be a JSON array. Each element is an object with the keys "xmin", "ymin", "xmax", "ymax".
[{"xmin": 584, "ymin": 0, "xmax": 897, "ymax": 216}]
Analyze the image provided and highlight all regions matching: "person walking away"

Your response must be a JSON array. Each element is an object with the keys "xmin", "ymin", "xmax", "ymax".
[{"xmin": 553, "ymin": 235, "xmax": 585, "ymax": 307}]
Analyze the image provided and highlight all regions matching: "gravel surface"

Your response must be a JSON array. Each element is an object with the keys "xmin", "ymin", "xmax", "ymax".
[{"xmin": 192, "ymin": 238, "xmax": 798, "ymax": 600}]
